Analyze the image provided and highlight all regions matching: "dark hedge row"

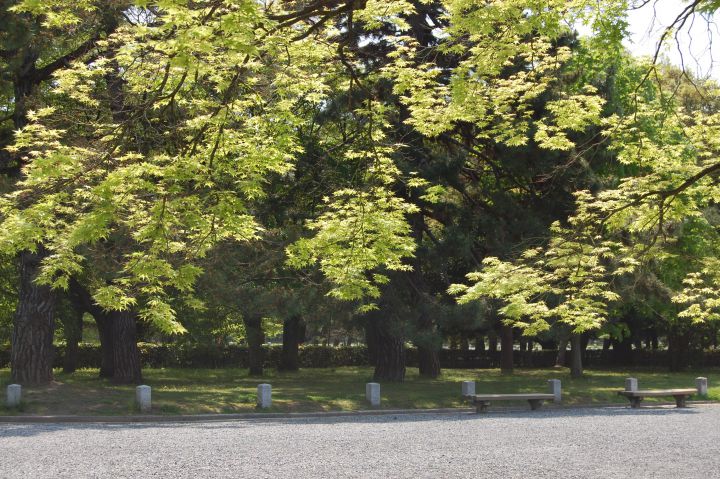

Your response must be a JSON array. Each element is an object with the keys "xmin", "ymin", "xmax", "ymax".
[{"xmin": 2, "ymin": 344, "xmax": 720, "ymax": 369}]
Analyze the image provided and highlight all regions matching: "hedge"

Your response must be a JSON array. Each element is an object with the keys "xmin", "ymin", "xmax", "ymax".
[{"xmin": 2, "ymin": 343, "xmax": 720, "ymax": 370}]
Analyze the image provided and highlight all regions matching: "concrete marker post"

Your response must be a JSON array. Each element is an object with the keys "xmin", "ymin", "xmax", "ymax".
[
  {"xmin": 6, "ymin": 384, "xmax": 21, "ymax": 408},
  {"xmin": 257, "ymin": 384, "xmax": 272, "ymax": 409},
  {"xmin": 461, "ymin": 381, "xmax": 475, "ymax": 397},
  {"xmin": 136, "ymin": 385, "xmax": 152, "ymax": 413},
  {"xmin": 366, "ymin": 383, "xmax": 380, "ymax": 407},
  {"xmin": 548, "ymin": 379, "xmax": 562, "ymax": 404},
  {"xmin": 696, "ymin": 377, "xmax": 708, "ymax": 397},
  {"xmin": 625, "ymin": 378, "xmax": 638, "ymax": 392}
]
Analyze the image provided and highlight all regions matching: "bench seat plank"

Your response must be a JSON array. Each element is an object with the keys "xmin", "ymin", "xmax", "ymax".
[
  {"xmin": 617, "ymin": 388, "xmax": 696, "ymax": 408},
  {"xmin": 470, "ymin": 393, "xmax": 554, "ymax": 412},
  {"xmin": 618, "ymin": 389, "xmax": 696, "ymax": 397},
  {"xmin": 472, "ymin": 393, "xmax": 554, "ymax": 400}
]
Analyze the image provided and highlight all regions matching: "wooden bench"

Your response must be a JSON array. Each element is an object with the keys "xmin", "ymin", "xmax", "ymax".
[
  {"xmin": 617, "ymin": 389, "xmax": 697, "ymax": 408},
  {"xmin": 470, "ymin": 393, "xmax": 555, "ymax": 413}
]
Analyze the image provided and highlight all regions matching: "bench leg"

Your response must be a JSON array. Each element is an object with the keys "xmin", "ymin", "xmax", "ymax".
[
  {"xmin": 629, "ymin": 397, "xmax": 643, "ymax": 408},
  {"xmin": 475, "ymin": 401, "xmax": 490, "ymax": 413},
  {"xmin": 674, "ymin": 395, "xmax": 688, "ymax": 408},
  {"xmin": 528, "ymin": 399, "xmax": 543, "ymax": 411}
]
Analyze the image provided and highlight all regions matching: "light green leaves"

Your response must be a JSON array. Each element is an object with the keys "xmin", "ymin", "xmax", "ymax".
[{"xmin": 287, "ymin": 188, "xmax": 417, "ymax": 302}]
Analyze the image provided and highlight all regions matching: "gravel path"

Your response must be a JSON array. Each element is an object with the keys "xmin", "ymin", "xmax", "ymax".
[{"xmin": 1, "ymin": 405, "xmax": 719, "ymax": 478}]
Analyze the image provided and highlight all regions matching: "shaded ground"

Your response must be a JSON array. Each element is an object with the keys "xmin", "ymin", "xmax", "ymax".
[
  {"xmin": 0, "ymin": 367, "xmax": 717, "ymax": 415},
  {"xmin": 2, "ymin": 406, "xmax": 720, "ymax": 478}
]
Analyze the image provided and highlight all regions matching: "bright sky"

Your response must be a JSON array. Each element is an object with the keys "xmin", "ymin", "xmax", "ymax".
[{"xmin": 624, "ymin": 0, "xmax": 720, "ymax": 79}]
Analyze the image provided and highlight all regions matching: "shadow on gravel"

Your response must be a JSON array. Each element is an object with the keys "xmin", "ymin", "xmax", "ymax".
[{"xmin": 0, "ymin": 405, "xmax": 709, "ymax": 438}]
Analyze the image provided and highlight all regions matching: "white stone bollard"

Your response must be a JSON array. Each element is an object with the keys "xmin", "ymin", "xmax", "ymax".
[
  {"xmin": 625, "ymin": 378, "xmax": 638, "ymax": 392},
  {"xmin": 548, "ymin": 379, "xmax": 562, "ymax": 403},
  {"xmin": 135, "ymin": 385, "xmax": 152, "ymax": 413},
  {"xmin": 6, "ymin": 384, "xmax": 21, "ymax": 408},
  {"xmin": 366, "ymin": 382, "xmax": 380, "ymax": 406},
  {"xmin": 257, "ymin": 383, "xmax": 272, "ymax": 409},
  {"xmin": 461, "ymin": 381, "xmax": 475, "ymax": 397},
  {"xmin": 696, "ymin": 377, "xmax": 708, "ymax": 397}
]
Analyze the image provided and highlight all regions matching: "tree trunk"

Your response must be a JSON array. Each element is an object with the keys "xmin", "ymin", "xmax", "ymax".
[
  {"xmin": 244, "ymin": 315, "xmax": 265, "ymax": 376},
  {"xmin": 11, "ymin": 249, "xmax": 57, "ymax": 385},
  {"xmin": 417, "ymin": 345, "xmax": 440, "ymax": 379},
  {"xmin": 475, "ymin": 335, "xmax": 485, "ymax": 352},
  {"xmin": 500, "ymin": 324, "xmax": 514, "ymax": 374},
  {"xmin": 488, "ymin": 330, "xmax": 498, "ymax": 352},
  {"xmin": 668, "ymin": 329, "xmax": 690, "ymax": 372},
  {"xmin": 110, "ymin": 310, "xmax": 141, "ymax": 384},
  {"xmin": 651, "ymin": 329, "xmax": 659, "ymax": 350},
  {"xmin": 95, "ymin": 314, "xmax": 115, "ymax": 378},
  {"xmin": 555, "ymin": 338, "xmax": 568, "ymax": 367},
  {"xmin": 279, "ymin": 315, "xmax": 304, "ymax": 372},
  {"xmin": 62, "ymin": 306, "xmax": 83, "ymax": 374},
  {"xmin": 366, "ymin": 315, "xmax": 405, "ymax": 382},
  {"xmin": 521, "ymin": 338, "xmax": 533, "ymax": 367},
  {"xmin": 612, "ymin": 337, "xmax": 633, "ymax": 366},
  {"xmin": 69, "ymin": 279, "xmax": 116, "ymax": 378},
  {"xmin": 570, "ymin": 334, "xmax": 583, "ymax": 378}
]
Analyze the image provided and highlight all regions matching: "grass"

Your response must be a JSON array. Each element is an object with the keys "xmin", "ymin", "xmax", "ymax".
[{"xmin": 0, "ymin": 367, "xmax": 718, "ymax": 416}]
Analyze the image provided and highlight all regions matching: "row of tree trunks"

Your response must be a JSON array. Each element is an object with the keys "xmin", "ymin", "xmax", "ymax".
[{"xmin": 10, "ymin": 249, "xmax": 57, "ymax": 385}]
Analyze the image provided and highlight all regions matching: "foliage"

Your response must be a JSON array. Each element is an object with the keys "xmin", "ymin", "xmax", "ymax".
[{"xmin": 3, "ymin": 0, "xmax": 720, "ymax": 352}]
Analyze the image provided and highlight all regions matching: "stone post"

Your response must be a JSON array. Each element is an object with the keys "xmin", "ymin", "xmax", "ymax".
[
  {"xmin": 461, "ymin": 381, "xmax": 475, "ymax": 397},
  {"xmin": 257, "ymin": 383, "xmax": 272, "ymax": 409},
  {"xmin": 625, "ymin": 378, "xmax": 638, "ymax": 392},
  {"xmin": 548, "ymin": 379, "xmax": 562, "ymax": 403},
  {"xmin": 6, "ymin": 384, "xmax": 21, "ymax": 408},
  {"xmin": 135, "ymin": 385, "xmax": 152, "ymax": 413},
  {"xmin": 366, "ymin": 382, "xmax": 380, "ymax": 406},
  {"xmin": 696, "ymin": 377, "xmax": 708, "ymax": 397}
]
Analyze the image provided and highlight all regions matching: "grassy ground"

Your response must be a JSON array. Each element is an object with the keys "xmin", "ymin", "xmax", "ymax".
[{"xmin": 0, "ymin": 367, "xmax": 717, "ymax": 416}]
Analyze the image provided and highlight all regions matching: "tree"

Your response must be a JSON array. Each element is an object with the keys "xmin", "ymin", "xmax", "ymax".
[{"xmin": 1, "ymin": 0, "xmax": 126, "ymax": 383}]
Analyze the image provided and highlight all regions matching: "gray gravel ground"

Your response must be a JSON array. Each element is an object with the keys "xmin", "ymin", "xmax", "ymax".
[{"xmin": 1, "ymin": 405, "xmax": 719, "ymax": 478}]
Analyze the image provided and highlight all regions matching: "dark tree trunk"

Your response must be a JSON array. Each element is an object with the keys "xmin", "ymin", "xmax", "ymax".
[
  {"xmin": 11, "ymin": 250, "xmax": 57, "ymax": 385},
  {"xmin": 366, "ymin": 316, "xmax": 405, "ymax": 382},
  {"xmin": 279, "ymin": 315, "xmax": 304, "ymax": 372},
  {"xmin": 668, "ymin": 330, "xmax": 690, "ymax": 372},
  {"xmin": 62, "ymin": 306, "xmax": 83, "ymax": 374},
  {"xmin": 488, "ymin": 330, "xmax": 498, "ymax": 352},
  {"xmin": 570, "ymin": 334, "xmax": 583, "ymax": 378},
  {"xmin": 110, "ymin": 310, "xmax": 141, "ymax": 384},
  {"xmin": 500, "ymin": 325, "xmax": 514, "ymax": 374},
  {"xmin": 405, "ymin": 212, "xmax": 439, "ymax": 380},
  {"xmin": 651, "ymin": 329, "xmax": 659, "ymax": 350},
  {"xmin": 521, "ymin": 339, "xmax": 533, "ymax": 367},
  {"xmin": 95, "ymin": 314, "xmax": 115, "ymax": 378},
  {"xmin": 612, "ymin": 338, "xmax": 633, "ymax": 366},
  {"xmin": 475, "ymin": 335, "xmax": 485, "ymax": 352},
  {"xmin": 244, "ymin": 315, "xmax": 265, "ymax": 376},
  {"xmin": 69, "ymin": 279, "xmax": 115, "ymax": 378},
  {"xmin": 555, "ymin": 338, "xmax": 568, "ymax": 367},
  {"xmin": 417, "ymin": 345, "xmax": 440, "ymax": 379}
]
